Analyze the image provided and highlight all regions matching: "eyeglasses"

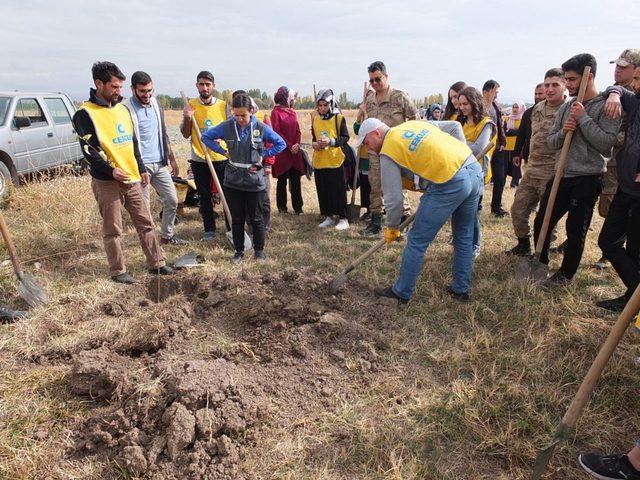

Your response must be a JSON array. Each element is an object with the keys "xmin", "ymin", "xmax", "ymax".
[{"xmin": 369, "ymin": 77, "xmax": 384, "ymax": 84}]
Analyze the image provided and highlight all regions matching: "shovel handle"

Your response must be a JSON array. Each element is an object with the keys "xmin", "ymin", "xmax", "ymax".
[
  {"xmin": 534, "ymin": 66, "xmax": 591, "ymax": 255},
  {"xmin": 180, "ymin": 91, "xmax": 233, "ymax": 228},
  {"xmin": 0, "ymin": 210, "xmax": 23, "ymax": 279},
  {"xmin": 350, "ymin": 154, "xmax": 360, "ymax": 206},
  {"xmin": 560, "ymin": 282, "xmax": 640, "ymax": 428}
]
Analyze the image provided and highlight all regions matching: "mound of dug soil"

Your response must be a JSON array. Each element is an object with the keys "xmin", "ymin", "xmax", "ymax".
[{"xmin": 68, "ymin": 267, "xmax": 395, "ymax": 479}]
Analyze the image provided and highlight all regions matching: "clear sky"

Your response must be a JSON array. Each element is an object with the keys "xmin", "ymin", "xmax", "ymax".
[{"xmin": 2, "ymin": 0, "xmax": 638, "ymax": 104}]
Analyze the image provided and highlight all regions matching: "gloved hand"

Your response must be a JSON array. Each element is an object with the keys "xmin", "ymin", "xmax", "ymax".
[{"xmin": 385, "ymin": 227, "xmax": 401, "ymax": 244}]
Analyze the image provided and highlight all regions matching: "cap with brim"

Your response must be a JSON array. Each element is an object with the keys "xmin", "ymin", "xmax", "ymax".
[
  {"xmin": 355, "ymin": 118, "xmax": 385, "ymax": 148},
  {"xmin": 610, "ymin": 49, "xmax": 640, "ymax": 67}
]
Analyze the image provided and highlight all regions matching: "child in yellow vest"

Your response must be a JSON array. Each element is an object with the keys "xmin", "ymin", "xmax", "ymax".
[
  {"xmin": 311, "ymin": 89, "xmax": 350, "ymax": 230},
  {"xmin": 458, "ymin": 87, "xmax": 497, "ymax": 258}
]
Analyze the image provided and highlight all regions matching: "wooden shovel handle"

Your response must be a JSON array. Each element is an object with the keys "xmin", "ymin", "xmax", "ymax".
[
  {"xmin": 0, "ymin": 210, "xmax": 23, "ymax": 279},
  {"xmin": 561, "ymin": 282, "xmax": 640, "ymax": 427},
  {"xmin": 180, "ymin": 91, "xmax": 233, "ymax": 227},
  {"xmin": 534, "ymin": 66, "xmax": 591, "ymax": 255}
]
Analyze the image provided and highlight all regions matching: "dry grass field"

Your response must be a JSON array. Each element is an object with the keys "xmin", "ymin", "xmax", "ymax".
[{"xmin": 0, "ymin": 109, "xmax": 638, "ymax": 479}]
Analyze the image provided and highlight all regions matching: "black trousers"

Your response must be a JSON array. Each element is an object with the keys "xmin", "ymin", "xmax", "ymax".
[
  {"xmin": 315, "ymin": 165, "xmax": 347, "ymax": 218},
  {"xmin": 359, "ymin": 173, "xmax": 371, "ymax": 209},
  {"xmin": 598, "ymin": 188, "xmax": 640, "ymax": 295},
  {"xmin": 491, "ymin": 150, "xmax": 508, "ymax": 212},
  {"xmin": 533, "ymin": 175, "xmax": 603, "ymax": 278},
  {"xmin": 190, "ymin": 160, "xmax": 229, "ymax": 232},
  {"xmin": 276, "ymin": 169, "xmax": 303, "ymax": 213},
  {"xmin": 505, "ymin": 151, "xmax": 522, "ymax": 187},
  {"xmin": 226, "ymin": 187, "xmax": 265, "ymax": 253}
]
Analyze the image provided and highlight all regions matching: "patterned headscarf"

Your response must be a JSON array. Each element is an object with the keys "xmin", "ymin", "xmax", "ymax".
[
  {"xmin": 316, "ymin": 88, "xmax": 341, "ymax": 119},
  {"xmin": 274, "ymin": 86, "xmax": 296, "ymax": 107},
  {"xmin": 507, "ymin": 100, "xmax": 526, "ymax": 129},
  {"xmin": 427, "ymin": 103, "xmax": 442, "ymax": 120}
]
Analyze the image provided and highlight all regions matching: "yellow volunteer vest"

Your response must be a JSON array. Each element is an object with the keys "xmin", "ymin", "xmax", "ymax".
[
  {"xmin": 312, "ymin": 114, "xmax": 345, "ymax": 169},
  {"xmin": 505, "ymin": 118, "xmax": 521, "ymax": 151},
  {"xmin": 190, "ymin": 98, "xmax": 227, "ymax": 161},
  {"xmin": 462, "ymin": 115, "xmax": 496, "ymax": 183},
  {"xmin": 80, "ymin": 102, "xmax": 141, "ymax": 182},
  {"xmin": 380, "ymin": 120, "xmax": 472, "ymax": 184}
]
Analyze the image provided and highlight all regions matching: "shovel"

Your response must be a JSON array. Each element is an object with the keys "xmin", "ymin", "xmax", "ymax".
[
  {"xmin": 330, "ymin": 212, "xmax": 417, "ymax": 293},
  {"xmin": 530, "ymin": 282, "xmax": 640, "ymax": 479},
  {"xmin": 181, "ymin": 91, "xmax": 252, "ymax": 251},
  {"xmin": 346, "ymin": 82, "xmax": 371, "ymax": 223},
  {"xmin": 516, "ymin": 66, "xmax": 591, "ymax": 283},
  {"xmin": 0, "ymin": 210, "xmax": 47, "ymax": 308},
  {"xmin": 330, "ymin": 142, "xmax": 494, "ymax": 293}
]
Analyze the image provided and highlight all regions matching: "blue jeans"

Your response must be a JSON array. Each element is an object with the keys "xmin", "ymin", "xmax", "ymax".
[{"xmin": 393, "ymin": 161, "xmax": 483, "ymax": 299}]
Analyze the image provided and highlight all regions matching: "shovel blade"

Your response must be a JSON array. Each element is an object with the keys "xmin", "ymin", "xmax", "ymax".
[
  {"xmin": 174, "ymin": 251, "xmax": 204, "ymax": 269},
  {"xmin": 346, "ymin": 204, "xmax": 361, "ymax": 223},
  {"xmin": 330, "ymin": 273, "xmax": 349, "ymax": 294},
  {"xmin": 515, "ymin": 256, "xmax": 549, "ymax": 284},
  {"xmin": 531, "ymin": 440, "xmax": 561, "ymax": 480},
  {"xmin": 226, "ymin": 230, "xmax": 253, "ymax": 251},
  {"xmin": 18, "ymin": 273, "xmax": 47, "ymax": 308}
]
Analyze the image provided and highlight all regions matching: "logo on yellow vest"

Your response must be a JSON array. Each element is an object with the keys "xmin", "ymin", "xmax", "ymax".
[
  {"xmin": 112, "ymin": 122, "xmax": 133, "ymax": 145},
  {"xmin": 404, "ymin": 129, "xmax": 430, "ymax": 152},
  {"xmin": 204, "ymin": 119, "xmax": 213, "ymax": 127}
]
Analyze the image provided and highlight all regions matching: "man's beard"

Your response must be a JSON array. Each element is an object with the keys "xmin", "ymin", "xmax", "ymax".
[{"xmin": 199, "ymin": 92, "xmax": 212, "ymax": 101}]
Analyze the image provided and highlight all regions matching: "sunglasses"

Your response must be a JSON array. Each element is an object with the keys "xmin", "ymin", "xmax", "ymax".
[{"xmin": 369, "ymin": 76, "xmax": 384, "ymax": 84}]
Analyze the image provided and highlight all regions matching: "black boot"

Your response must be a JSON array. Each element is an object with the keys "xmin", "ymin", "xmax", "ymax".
[
  {"xmin": 505, "ymin": 237, "xmax": 531, "ymax": 256},
  {"xmin": 359, "ymin": 213, "xmax": 382, "ymax": 236}
]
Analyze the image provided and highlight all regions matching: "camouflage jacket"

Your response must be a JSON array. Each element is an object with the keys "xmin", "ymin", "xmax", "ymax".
[
  {"xmin": 363, "ymin": 86, "xmax": 418, "ymax": 127},
  {"xmin": 526, "ymin": 100, "xmax": 565, "ymax": 179}
]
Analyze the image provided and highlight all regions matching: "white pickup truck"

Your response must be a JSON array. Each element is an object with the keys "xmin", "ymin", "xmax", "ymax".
[{"xmin": 0, "ymin": 92, "xmax": 83, "ymax": 205}]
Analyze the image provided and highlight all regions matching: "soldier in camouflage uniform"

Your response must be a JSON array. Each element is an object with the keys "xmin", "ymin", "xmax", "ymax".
[
  {"xmin": 506, "ymin": 68, "xmax": 567, "ymax": 255},
  {"xmin": 357, "ymin": 61, "xmax": 418, "ymax": 236}
]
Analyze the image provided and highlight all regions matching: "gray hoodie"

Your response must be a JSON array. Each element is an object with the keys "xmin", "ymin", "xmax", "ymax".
[{"xmin": 547, "ymin": 94, "xmax": 621, "ymax": 177}]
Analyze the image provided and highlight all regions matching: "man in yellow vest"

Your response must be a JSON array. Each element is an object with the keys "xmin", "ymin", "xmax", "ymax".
[
  {"xmin": 180, "ymin": 70, "xmax": 230, "ymax": 241},
  {"xmin": 73, "ymin": 62, "xmax": 171, "ymax": 284},
  {"xmin": 355, "ymin": 118, "xmax": 483, "ymax": 304}
]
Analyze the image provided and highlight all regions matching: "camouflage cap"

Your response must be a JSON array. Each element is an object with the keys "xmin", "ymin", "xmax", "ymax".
[{"xmin": 610, "ymin": 49, "xmax": 640, "ymax": 67}]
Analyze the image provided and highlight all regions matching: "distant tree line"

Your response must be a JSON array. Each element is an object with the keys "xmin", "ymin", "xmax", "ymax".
[{"xmin": 156, "ymin": 90, "xmax": 445, "ymax": 111}]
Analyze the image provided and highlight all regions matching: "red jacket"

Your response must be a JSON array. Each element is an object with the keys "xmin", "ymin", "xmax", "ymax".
[{"xmin": 270, "ymin": 105, "xmax": 303, "ymax": 177}]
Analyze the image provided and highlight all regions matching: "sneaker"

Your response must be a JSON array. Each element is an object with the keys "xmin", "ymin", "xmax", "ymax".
[
  {"xmin": 294, "ymin": 209, "xmax": 303, "ymax": 215},
  {"xmin": 359, "ymin": 213, "xmax": 382, "ymax": 236},
  {"xmin": 360, "ymin": 211, "xmax": 371, "ymax": 222},
  {"xmin": 161, "ymin": 235, "xmax": 187, "ymax": 246},
  {"xmin": 374, "ymin": 285, "xmax": 409, "ymax": 305},
  {"xmin": 335, "ymin": 219, "xmax": 349, "ymax": 230},
  {"xmin": 596, "ymin": 294, "xmax": 630, "ymax": 313},
  {"xmin": 149, "ymin": 265, "xmax": 174, "ymax": 275},
  {"xmin": 318, "ymin": 217, "xmax": 335, "ymax": 228},
  {"xmin": 542, "ymin": 270, "xmax": 572, "ymax": 288},
  {"xmin": 594, "ymin": 256, "xmax": 609, "ymax": 270},
  {"xmin": 232, "ymin": 251, "xmax": 244, "ymax": 263},
  {"xmin": 578, "ymin": 452, "xmax": 640, "ymax": 480},
  {"xmin": 254, "ymin": 250, "xmax": 266, "ymax": 261},
  {"xmin": 472, "ymin": 245, "xmax": 481, "ymax": 259},
  {"xmin": 446, "ymin": 286, "xmax": 471, "ymax": 303},
  {"xmin": 203, "ymin": 231, "xmax": 216, "ymax": 241},
  {"xmin": 492, "ymin": 208, "xmax": 508, "ymax": 217},
  {"xmin": 111, "ymin": 272, "xmax": 136, "ymax": 284},
  {"xmin": 278, "ymin": 208, "xmax": 288, "ymax": 214}
]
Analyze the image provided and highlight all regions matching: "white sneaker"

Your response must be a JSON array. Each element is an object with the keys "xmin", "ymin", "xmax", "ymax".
[
  {"xmin": 473, "ymin": 245, "xmax": 481, "ymax": 258},
  {"xmin": 318, "ymin": 217, "xmax": 335, "ymax": 228},
  {"xmin": 335, "ymin": 219, "xmax": 349, "ymax": 230}
]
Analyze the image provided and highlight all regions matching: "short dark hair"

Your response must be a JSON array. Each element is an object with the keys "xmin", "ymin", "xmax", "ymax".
[
  {"xmin": 544, "ymin": 68, "xmax": 564, "ymax": 80},
  {"xmin": 482, "ymin": 80, "xmax": 499, "ymax": 92},
  {"xmin": 561, "ymin": 53, "xmax": 597, "ymax": 77},
  {"xmin": 131, "ymin": 71, "xmax": 152, "ymax": 87},
  {"xmin": 92, "ymin": 61, "xmax": 125, "ymax": 83},
  {"xmin": 197, "ymin": 70, "xmax": 215, "ymax": 83},
  {"xmin": 232, "ymin": 90, "xmax": 247, "ymax": 99},
  {"xmin": 232, "ymin": 93, "xmax": 252, "ymax": 110},
  {"xmin": 535, "ymin": 83, "xmax": 545, "ymax": 89},
  {"xmin": 368, "ymin": 61, "xmax": 387, "ymax": 75}
]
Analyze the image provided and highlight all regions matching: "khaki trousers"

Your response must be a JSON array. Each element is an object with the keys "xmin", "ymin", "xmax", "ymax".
[{"xmin": 91, "ymin": 178, "xmax": 165, "ymax": 276}]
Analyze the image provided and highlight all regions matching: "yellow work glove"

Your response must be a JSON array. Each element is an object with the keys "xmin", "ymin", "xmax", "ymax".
[{"xmin": 385, "ymin": 227, "xmax": 401, "ymax": 244}]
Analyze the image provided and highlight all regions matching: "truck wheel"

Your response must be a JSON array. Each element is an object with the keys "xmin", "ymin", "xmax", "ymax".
[{"xmin": 0, "ymin": 162, "xmax": 14, "ymax": 209}]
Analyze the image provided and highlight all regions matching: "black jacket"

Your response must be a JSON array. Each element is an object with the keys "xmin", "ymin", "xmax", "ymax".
[
  {"xmin": 72, "ymin": 89, "xmax": 144, "ymax": 181},
  {"xmin": 514, "ymin": 105, "xmax": 534, "ymax": 161},
  {"xmin": 606, "ymin": 86, "xmax": 640, "ymax": 197}
]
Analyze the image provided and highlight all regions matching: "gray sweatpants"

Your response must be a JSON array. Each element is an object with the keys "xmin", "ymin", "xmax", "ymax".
[{"xmin": 142, "ymin": 163, "xmax": 178, "ymax": 239}]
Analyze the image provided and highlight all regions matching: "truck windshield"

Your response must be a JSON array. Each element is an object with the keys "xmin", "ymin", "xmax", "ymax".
[{"xmin": 0, "ymin": 97, "xmax": 9, "ymax": 126}]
